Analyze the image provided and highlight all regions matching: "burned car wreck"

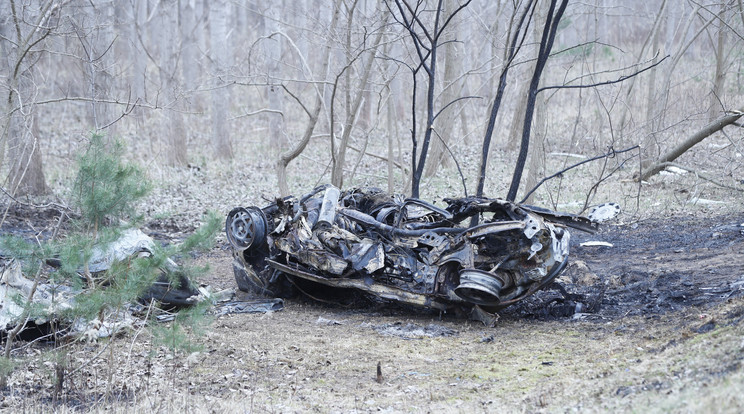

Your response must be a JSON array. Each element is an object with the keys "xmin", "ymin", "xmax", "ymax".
[{"xmin": 226, "ymin": 186, "xmax": 597, "ymax": 318}]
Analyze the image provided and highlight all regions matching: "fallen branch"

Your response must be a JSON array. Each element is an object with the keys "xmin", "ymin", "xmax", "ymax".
[
  {"xmin": 638, "ymin": 108, "xmax": 744, "ymax": 181},
  {"xmin": 651, "ymin": 162, "xmax": 744, "ymax": 192}
]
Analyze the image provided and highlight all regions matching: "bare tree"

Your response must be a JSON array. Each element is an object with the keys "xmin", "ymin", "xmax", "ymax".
[
  {"xmin": 387, "ymin": 0, "xmax": 472, "ymax": 197},
  {"xmin": 708, "ymin": 1, "xmax": 735, "ymax": 121},
  {"xmin": 0, "ymin": 0, "xmax": 62, "ymax": 195},
  {"xmin": 330, "ymin": 1, "xmax": 387, "ymax": 188},
  {"xmin": 423, "ymin": 0, "xmax": 464, "ymax": 177},
  {"xmin": 639, "ymin": 107, "xmax": 744, "ymax": 181},
  {"xmin": 276, "ymin": 0, "xmax": 343, "ymax": 196},
  {"xmin": 70, "ymin": 0, "xmax": 119, "ymax": 135},
  {"xmin": 475, "ymin": 0, "xmax": 535, "ymax": 198},
  {"xmin": 505, "ymin": 0, "xmax": 567, "ymax": 202}
]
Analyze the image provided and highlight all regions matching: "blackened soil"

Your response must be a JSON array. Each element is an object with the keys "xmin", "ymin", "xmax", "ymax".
[
  {"xmin": 0, "ymin": 203, "xmax": 73, "ymax": 241},
  {"xmin": 505, "ymin": 213, "xmax": 744, "ymax": 321}
]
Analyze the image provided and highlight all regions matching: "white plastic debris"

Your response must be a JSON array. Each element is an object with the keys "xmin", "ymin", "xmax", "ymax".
[
  {"xmin": 587, "ymin": 203, "xmax": 621, "ymax": 223},
  {"xmin": 664, "ymin": 165, "xmax": 688, "ymax": 175},
  {"xmin": 580, "ymin": 241, "xmax": 613, "ymax": 248},
  {"xmin": 88, "ymin": 228, "xmax": 155, "ymax": 273},
  {"xmin": 0, "ymin": 259, "xmax": 77, "ymax": 328}
]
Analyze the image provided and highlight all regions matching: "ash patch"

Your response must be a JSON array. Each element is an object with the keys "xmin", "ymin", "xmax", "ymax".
[
  {"xmin": 366, "ymin": 321, "xmax": 458, "ymax": 339},
  {"xmin": 568, "ymin": 213, "xmax": 744, "ymax": 319},
  {"xmin": 502, "ymin": 212, "xmax": 744, "ymax": 321}
]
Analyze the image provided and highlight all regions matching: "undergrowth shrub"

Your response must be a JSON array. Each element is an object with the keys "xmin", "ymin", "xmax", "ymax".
[{"xmin": 0, "ymin": 133, "xmax": 221, "ymax": 392}]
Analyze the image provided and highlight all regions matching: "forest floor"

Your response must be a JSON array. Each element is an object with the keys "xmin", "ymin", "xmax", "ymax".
[
  {"xmin": 1, "ymin": 196, "xmax": 743, "ymax": 413},
  {"xmin": 1, "ymin": 143, "xmax": 744, "ymax": 412}
]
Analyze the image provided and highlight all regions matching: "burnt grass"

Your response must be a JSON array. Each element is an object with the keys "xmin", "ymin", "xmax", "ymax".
[{"xmin": 504, "ymin": 212, "xmax": 744, "ymax": 323}]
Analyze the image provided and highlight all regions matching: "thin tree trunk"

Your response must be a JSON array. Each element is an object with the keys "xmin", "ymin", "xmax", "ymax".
[
  {"xmin": 181, "ymin": 0, "xmax": 201, "ymax": 109},
  {"xmin": 523, "ymin": 78, "xmax": 547, "ymax": 204},
  {"xmin": 475, "ymin": 0, "xmax": 534, "ymax": 198},
  {"xmin": 210, "ymin": 0, "xmax": 233, "ymax": 160},
  {"xmin": 709, "ymin": 3, "xmax": 728, "ymax": 122},
  {"xmin": 424, "ymin": 0, "xmax": 459, "ymax": 177},
  {"xmin": 641, "ymin": 1, "xmax": 664, "ymax": 164},
  {"xmin": 276, "ymin": 0, "xmax": 342, "ymax": 197},
  {"xmin": 1, "ymin": 0, "xmax": 54, "ymax": 195},
  {"xmin": 506, "ymin": 0, "xmax": 567, "ymax": 202},
  {"xmin": 263, "ymin": 7, "xmax": 285, "ymax": 151},
  {"xmin": 645, "ymin": 6, "xmax": 715, "ymax": 167},
  {"xmin": 616, "ymin": 0, "xmax": 667, "ymax": 144},
  {"xmin": 82, "ymin": 1, "xmax": 118, "ymax": 136},
  {"xmin": 331, "ymin": 12, "xmax": 385, "ymax": 188},
  {"xmin": 160, "ymin": 0, "xmax": 187, "ymax": 165}
]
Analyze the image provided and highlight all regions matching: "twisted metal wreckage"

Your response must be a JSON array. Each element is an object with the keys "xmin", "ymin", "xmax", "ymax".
[
  {"xmin": 226, "ymin": 185, "xmax": 599, "ymax": 324},
  {"xmin": 0, "ymin": 185, "xmax": 602, "ymax": 339}
]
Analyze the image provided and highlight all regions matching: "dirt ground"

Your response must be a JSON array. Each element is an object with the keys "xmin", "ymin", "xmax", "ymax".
[{"xmin": 1, "ymin": 202, "xmax": 743, "ymax": 413}]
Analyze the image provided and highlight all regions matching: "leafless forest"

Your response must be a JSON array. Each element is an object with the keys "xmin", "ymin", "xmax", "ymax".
[
  {"xmin": 1, "ymin": 0, "xmax": 744, "ymax": 412},
  {"xmin": 2, "ymin": 0, "xmax": 742, "ymax": 208}
]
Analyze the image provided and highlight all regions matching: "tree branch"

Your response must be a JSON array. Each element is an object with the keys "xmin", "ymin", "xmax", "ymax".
[
  {"xmin": 538, "ymin": 54, "xmax": 670, "ymax": 92},
  {"xmin": 519, "ymin": 145, "xmax": 640, "ymax": 204}
]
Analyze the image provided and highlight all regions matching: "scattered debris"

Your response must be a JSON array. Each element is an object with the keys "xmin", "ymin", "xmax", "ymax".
[
  {"xmin": 368, "ymin": 321, "xmax": 458, "ymax": 339},
  {"xmin": 660, "ymin": 165, "xmax": 688, "ymax": 175},
  {"xmin": 212, "ymin": 298, "xmax": 284, "ymax": 316},
  {"xmin": 580, "ymin": 241, "xmax": 614, "ymax": 248},
  {"xmin": 226, "ymin": 186, "xmax": 596, "ymax": 324},
  {"xmin": 587, "ymin": 203, "xmax": 621, "ymax": 223},
  {"xmin": 315, "ymin": 316, "xmax": 344, "ymax": 325},
  {"xmin": 0, "ymin": 228, "xmax": 256, "ymax": 341}
]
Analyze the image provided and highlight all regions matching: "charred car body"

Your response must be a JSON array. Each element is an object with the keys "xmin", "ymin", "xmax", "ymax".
[{"xmin": 226, "ymin": 186, "xmax": 596, "ymax": 315}]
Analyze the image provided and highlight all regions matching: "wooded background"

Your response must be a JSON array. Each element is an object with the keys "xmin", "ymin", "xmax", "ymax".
[{"xmin": 1, "ymin": 0, "xmax": 742, "ymax": 208}]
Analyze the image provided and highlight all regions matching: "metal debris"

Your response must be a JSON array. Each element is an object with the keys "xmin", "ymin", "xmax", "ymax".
[
  {"xmin": 212, "ymin": 298, "xmax": 284, "ymax": 316},
  {"xmin": 0, "ymin": 229, "xmax": 201, "ymax": 340},
  {"xmin": 226, "ymin": 186, "xmax": 596, "ymax": 322}
]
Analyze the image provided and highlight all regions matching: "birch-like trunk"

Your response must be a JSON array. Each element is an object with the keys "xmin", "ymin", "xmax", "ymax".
[
  {"xmin": 159, "ymin": 0, "xmax": 187, "ymax": 165},
  {"xmin": 210, "ymin": 0, "xmax": 233, "ymax": 159},
  {"xmin": 1, "ymin": 0, "xmax": 53, "ymax": 195}
]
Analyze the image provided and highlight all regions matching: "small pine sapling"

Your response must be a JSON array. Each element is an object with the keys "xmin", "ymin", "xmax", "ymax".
[{"xmin": 0, "ymin": 133, "xmax": 221, "ymax": 392}]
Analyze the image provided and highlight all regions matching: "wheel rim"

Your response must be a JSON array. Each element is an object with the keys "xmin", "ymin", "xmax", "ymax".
[
  {"xmin": 455, "ymin": 269, "xmax": 506, "ymax": 306},
  {"xmin": 226, "ymin": 207, "xmax": 267, "ymax": 250}
]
